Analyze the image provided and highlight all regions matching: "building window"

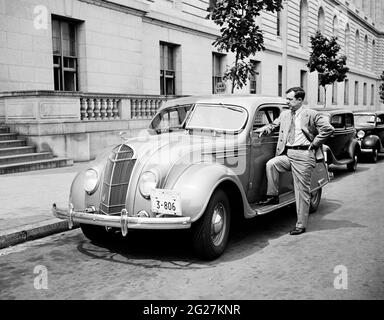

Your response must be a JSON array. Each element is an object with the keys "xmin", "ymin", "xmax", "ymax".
[
  {"xmin": 332, "ymin": 16, "xmax": 338, "ymax": 37},
  {"xmin": 355, "ymin": 30, "xmax": 360, "ymax": 67},
  {"xmin": 354, "ymin": 81, "xmax": 359, "ymax": 105},
  {"xmin": 277, "ymin": 11, "xmax": 281, "ymax": 36},
  {"xmin": 318, "ymin": 7, "xmax": 325, "ymax": 33},
  {"xmin": 371, "ymin": 84, "xmax": 375, "ymax": 105},
  {"xmin": 278, "ymin": 65, "xmax": 282, "ymax": 97},
  {"xmin": 372, "ymin": 40, "xmax": 375, "ymax": 71},
  {"xmin": 160, "ymin": 42, "xmax": 176, "ymax": 95},
  {"xmin": 363, "ymin": 82, "xmax": 367, "ymax": 105},
  {"xmin": 212, "ymin": 52, "xmax": 224, "ymax": 94},
  {"xmin": 250, "ymin": 60, "xmax": 261, "ymax": 94},
  {"xmin": 208, "ymin": 0, "xmax": 217, "ymax": 11},
  {"xmin": 300, "ymin": 70, "xmax": 307, "ymax": 102},
  {"xmin": 344, "ymin": 79, "xmax": 349, "ymax": 105},
  {"xmin": 364, "ymin": 35, "xmax": 368, "ymax": 69},
  {"xmin": 299, "ymin": 1, "xmax": 308, "ymax": 46},
  {"xmin": 345, "ymin": 24, "xmax": 350, "ymax": 59},
  {"xmin": 318, "ymin": 74, "xmax": 324, "ymax": 104},
  {"xmin": 332, "ymin": 82, "xmax": 337, "ymax": 104},
  {"xmin": 52, "ymin": 17, "xmax": 78, "ymax": 91}
]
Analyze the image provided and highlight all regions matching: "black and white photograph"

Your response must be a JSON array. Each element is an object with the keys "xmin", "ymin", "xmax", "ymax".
[{"xmin": 0, "ymin": 0, "xmax": 383, "ymax": 308}]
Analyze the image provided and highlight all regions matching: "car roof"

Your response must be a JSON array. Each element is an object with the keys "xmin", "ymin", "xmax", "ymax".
[
  {"xmin": 353, "ymin": 111, "xmax": 384, "ymax": 115},
  {"xmin": 161, "ymin": 94, "xmax": 288, "ymax": 112},
  {"xmin": 312, "ymin": 107, "xmax": 353, "ymax": 115}
]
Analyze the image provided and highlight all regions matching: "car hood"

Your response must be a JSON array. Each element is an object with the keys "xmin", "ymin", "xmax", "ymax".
[{"xmin": 355, "ymin": 124, "xmax": 375, "ymax": 131}]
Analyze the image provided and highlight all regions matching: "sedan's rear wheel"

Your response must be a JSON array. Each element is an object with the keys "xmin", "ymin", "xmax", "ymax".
[
  {"xmin": 192, "ymin": 189, "xmax": 231, "ymax": 260},
  {"xmin": 347, "ymin": 152, "xmax": 358, "ymax": 172}
]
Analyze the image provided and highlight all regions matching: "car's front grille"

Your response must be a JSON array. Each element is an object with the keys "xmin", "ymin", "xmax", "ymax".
[{"xmin": 100, "ymin": 144, "xmax": 135, "ymax": 215}]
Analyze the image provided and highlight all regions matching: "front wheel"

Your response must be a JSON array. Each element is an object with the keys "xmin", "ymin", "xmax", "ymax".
[
  {"xmin": 347, "ymin": 152, "xmax": 358, "ymax": 172},
  {"xmin": 309, "ymin": 188, "xmax": 322, "ymax": 214},
  {"xmin": 371, "ymin": 148, "xmax": 378, "ymax": 163},
  {"xmin": 192, "ymin": 189, "xmax": 231, "ymax": 260}
]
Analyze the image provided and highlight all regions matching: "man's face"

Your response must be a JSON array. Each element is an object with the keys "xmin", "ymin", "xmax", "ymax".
[{"xmin": 286, "ymin": 91, "xmax": 303, "ymax": 111}]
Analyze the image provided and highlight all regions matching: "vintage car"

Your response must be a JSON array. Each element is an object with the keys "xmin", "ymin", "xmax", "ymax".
[
  {"xmin": 52, "ymin": 95, "xmax": 330, "ymax": 260},
  {"xmin": 314, "ymin": 108, "xmax": 360, "ymax": 172},
  {"xmin": 353, "ymin": 111, "xmax": 384, "ymax": 162}
]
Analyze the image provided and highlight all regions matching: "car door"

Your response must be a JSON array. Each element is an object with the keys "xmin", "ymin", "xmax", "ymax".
[
  {"xmin": 247, "ymin": 104, "xmax": 293, "ymax": 203},
  {"xmin": 328, "ymin": 113, "xmax": 347, "ymax": 160},
  {"xmin": 375, "ymin": 114, "xmax": 384, "ymax": 150}
]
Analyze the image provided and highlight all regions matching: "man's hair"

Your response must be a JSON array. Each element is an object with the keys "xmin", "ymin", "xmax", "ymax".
[{"xmin": 286, "ymin": 87, "xmax": 305, "ymax": 101}]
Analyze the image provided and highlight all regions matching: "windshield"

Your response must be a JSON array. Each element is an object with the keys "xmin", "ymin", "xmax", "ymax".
[
  {"xmin": 354, "ymin": 114, "xmax": 375, "ymax": 126},
  {"xmin": 150, "ymin": 104, "xmax": 193, "ymax": 133},
  {"xmin": 185, "ymin": 104, "xmax": 247, "ymax": 132}
]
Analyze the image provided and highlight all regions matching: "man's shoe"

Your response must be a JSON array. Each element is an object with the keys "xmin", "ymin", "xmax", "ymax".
[
  {"xmin": 259, "ymin": 195, "xmax": 279, "ymax": 205},
  {"xmin": 289, "ymin": 227, "xmax": 306, "ymax": 235}
]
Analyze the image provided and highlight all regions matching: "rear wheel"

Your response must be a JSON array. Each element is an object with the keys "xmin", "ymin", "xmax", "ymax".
[
  {"xmin": 347, "ymin": 152, "xmax": 358, "ymax": 172},
  {"xmin": 309, "ymin": 188, "xmax": 322, "ymax": 214},
  {"xmin": 192, "ymin": 189, "xmax": 231, "ymax": 260}
]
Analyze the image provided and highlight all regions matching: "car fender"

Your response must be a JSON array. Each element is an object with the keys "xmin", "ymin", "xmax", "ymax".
[
  {"xmin": 170, "ymin": 163, "xmax": 249, "ymax": 222},
  {"xmin": 69, "ymin": 171, "xmax": 86, "ymax": 210},
  {"xmin": 348, "ymin": 139, "xmax": 361, "ymax": 157},
  {"xmin": 361, "ymin": 135, "xmax": 380, "ymax": 149}
]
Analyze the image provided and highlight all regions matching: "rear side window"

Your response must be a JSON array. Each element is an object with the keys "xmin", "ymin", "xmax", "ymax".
[
  {"xmin": 331, "ymin": 115, "xmax": 344, "ymax": 129},
  {"xmin": 345, "ymin": 114, "xmax": 354, "ymax": 128},
  {"xmin": 253, "ymin": 106, "xmax": 281, "ymax": 129},
  {"xmin": 377, "ymin": 115, "xmax": 384, "ymax": 126}
]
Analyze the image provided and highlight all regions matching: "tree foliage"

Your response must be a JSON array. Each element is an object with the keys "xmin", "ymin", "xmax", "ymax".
[
  {"xmin": 307, "ymin": 31, "xmax": 349, "ymax": 106},
  {"xmin": 207, "ymin": 0, "xmax": 283, "ymax": 93}
]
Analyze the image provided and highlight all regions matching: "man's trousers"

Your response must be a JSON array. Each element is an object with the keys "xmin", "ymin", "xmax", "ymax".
[{"xmin": 265, "ymin": 149, "xmax": 316, "ymax": 228}]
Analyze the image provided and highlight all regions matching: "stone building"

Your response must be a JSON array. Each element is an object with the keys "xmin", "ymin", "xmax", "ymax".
[{"xmin": 0, "ymin": 0, "xmax": 383, "ymax": 162}]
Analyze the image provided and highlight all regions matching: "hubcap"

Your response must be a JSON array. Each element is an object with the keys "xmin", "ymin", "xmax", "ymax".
[{"xmin": 211, "ymin": 202, "xmax": 226, "ymax": 246}]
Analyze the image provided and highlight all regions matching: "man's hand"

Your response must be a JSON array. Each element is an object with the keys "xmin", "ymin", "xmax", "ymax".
[{"xmin": 258, "ymin": 126, "xmax": 272, "ymax": 138}]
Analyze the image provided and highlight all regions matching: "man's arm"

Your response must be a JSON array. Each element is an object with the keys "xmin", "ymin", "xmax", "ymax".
[
  {"xmin": 311, "ymin": 112, "xmax": 334, "ymax": 148},
  {"xmin": 258, "ymin": 114, "xmax": 281, "ymax": 137}
]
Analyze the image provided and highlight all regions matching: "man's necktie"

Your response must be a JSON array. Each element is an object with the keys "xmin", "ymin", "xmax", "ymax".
[{"xmin": 287, "ymin": 110, "xmax": 296, "ymax": 145}]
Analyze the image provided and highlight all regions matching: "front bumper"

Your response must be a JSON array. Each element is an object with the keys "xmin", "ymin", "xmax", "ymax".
[
  {"xmin": 360, "ymin": 148, "xmax": 374, "ymax": 153},
  {"xmin": 52, "ymin": 203, "xmax": 192, "ymax": 236}
]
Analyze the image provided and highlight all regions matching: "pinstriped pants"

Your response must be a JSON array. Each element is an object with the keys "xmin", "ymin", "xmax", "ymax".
[{"xmin": 265, "ymin": 149, "xmax": 316, "ymax": 228}]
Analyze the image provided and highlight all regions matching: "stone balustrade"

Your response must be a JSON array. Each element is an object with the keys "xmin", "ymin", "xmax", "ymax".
[{"xmin": 80, "ymin": 97, "xmax": 121, "ymax": 120}]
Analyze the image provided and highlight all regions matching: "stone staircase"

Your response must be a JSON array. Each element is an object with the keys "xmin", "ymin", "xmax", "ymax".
[{"xmin": 0, "ymin": 125, "xmax": 73, "ymax": 174}]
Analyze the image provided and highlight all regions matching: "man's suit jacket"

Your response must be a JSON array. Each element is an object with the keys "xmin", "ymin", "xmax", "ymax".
[{"xmin": 264, "ymin": 107, "xmax": 334, "ymax": 161}]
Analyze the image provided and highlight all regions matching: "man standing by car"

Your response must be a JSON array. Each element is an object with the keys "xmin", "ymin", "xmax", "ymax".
[{"xmin": 258, "ymin": 87, "xmax": 334, "ymax": 235}]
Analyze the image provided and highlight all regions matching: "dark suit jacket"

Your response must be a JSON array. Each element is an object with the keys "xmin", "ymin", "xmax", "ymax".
[{"xmin": 263, "ymin": 107, "xmax": 334, "ymax": 161}]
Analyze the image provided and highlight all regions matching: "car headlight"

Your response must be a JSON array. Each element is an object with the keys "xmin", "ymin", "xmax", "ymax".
[
  {"xmin": 357, "ymin": 130, "xmax": 365, "ymax": 139},
  {"xmin": 139, "ymin": 170, "xmax": 159, "ymax": 198},
  {"xmin": 84, "ymin": 168, "xmax": 99, "ymax": 194}
]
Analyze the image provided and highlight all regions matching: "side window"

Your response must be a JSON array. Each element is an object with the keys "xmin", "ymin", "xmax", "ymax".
[
  {"xmin": 377, "ymin": 115, "xmax": 384, "ymax": 127},
  {"xmin": 345, "ymin": 114, "xmax": 353, "ymax": 128},
  {"xmin": 331, "ymin": 114, "xmax": 344, "ymax": 129},
  {"xmin": 253, "ymin": 107, "xmax": 280, "ymax": 130}
]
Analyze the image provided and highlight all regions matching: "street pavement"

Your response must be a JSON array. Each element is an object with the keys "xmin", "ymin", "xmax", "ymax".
[
  {"xmin": 0, "ymin": 160, "xmax": 383, "ymax": 299},
  {"xmin": 0, "ymin": 161, "xmax": 93, "ymax": 249}
]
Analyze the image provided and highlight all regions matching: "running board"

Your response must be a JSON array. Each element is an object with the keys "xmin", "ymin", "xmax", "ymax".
[{"xmin": 250, "ymin": 191, "xmax": 295, "ymax": 215}]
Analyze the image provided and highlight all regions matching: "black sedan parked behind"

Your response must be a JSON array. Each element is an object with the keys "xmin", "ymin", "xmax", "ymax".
[{"xmin": 353, "ymin": 111, "xmax": 384, "ymax": 162}]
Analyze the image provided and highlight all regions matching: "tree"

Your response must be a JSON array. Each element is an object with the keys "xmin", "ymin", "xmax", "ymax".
[
  {"xmin": 379, "ymin": 71, "xmax": 384, "ymax": 103},
  {"xmin": 207, "ymin": 0, "xmax": 283, "ymax": 93},
  {"xmin": 307, "ymin": 31, "xmax": 349, "ymax": 107}
]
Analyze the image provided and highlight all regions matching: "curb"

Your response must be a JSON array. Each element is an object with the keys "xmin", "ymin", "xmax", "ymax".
[{"xmin": 0, "ymin": 219, "xmax": 79, "ymax": 249}]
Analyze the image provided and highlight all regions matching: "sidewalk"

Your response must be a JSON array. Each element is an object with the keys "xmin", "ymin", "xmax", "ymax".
[{"xmin": 0, "ymin": 161, "xmax": 94, "ymax": 249}]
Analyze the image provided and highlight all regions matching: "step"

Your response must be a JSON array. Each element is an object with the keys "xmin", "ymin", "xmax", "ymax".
[
  {"xmin": 0, "ymin": 133, "xmax": 18, "ymax": 141},
  {"xmin": 0, "ymin": 127, "xmax": 10, "ymax": 134},
  {"xmin": 0, "ymin": 146, "xmax": 36, "ymax": 157},
  {"xmin": 0, "ymin": 139, "xmax": 27, "ymax": 149},
  {"xmin": 0, "ymin": 152, "xmax": 53, "ymax": 165},
  {"xmin": 0, "ymin": 158, "xmax": 74, "ymax": 174},
  {"xmin": 251, "ymin": 191, "xmax": 296, "ymax": 215}
]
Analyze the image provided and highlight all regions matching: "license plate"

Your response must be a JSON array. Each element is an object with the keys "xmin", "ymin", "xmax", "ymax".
[{"xmin": 151, "ymin": 189, "xmax": 182, "ymax": 216}]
